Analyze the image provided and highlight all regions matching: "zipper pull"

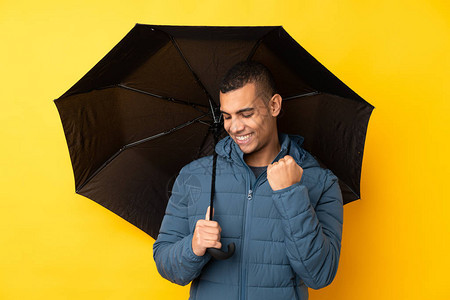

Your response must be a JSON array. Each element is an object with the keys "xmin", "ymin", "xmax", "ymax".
[{"xmin": 247, "ymin": 189, "xmax": 253, "ymax": 201}]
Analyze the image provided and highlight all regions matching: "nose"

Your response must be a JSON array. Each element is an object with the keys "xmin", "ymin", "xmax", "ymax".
[{"xmin": 228, "ymin": 118, "xmax": 245, "ymax": 134}]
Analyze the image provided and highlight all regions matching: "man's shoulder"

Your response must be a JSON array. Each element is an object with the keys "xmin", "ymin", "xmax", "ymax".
[
  {"xmin": 285, "ymin": 134, "xmax": 319, "ymax": 170},
  {"xmin": 179, "ymin": 155, "xmax": 214, "ymax": 175},
  {"xmin": 284, "ymin": 134, "xmax": 338, "ymax": 186}
]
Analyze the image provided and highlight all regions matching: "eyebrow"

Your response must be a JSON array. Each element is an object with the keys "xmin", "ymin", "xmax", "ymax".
[{"xmin": 220, "ymin": 107, "xmax": 254, "ymax": 115}]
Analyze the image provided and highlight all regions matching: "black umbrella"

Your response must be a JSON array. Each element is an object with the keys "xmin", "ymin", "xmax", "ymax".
[{"xmin": 54, "ymin": 25, "xmax": 373, "ymax": 249}]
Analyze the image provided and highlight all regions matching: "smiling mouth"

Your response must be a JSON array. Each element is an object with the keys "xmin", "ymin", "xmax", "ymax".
[{"xmin": 235, "ymin": 133, "xmax": 252, "ymax": 143}]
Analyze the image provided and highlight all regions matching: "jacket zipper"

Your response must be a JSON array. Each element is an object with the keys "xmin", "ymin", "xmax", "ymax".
[
  {"xmin": 239, "ymin": 147, "xmax": 287, "ymax": 300},
  {"xmin": 240, "ymin": 172, "xmax": 252, "ymax": 300}
]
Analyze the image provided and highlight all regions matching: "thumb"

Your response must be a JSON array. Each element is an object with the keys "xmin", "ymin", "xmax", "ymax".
[
  {"xmin": 205, "ymin": 206, "xmax": 214, "ymax": 221},
  {"xmin": 205, "ymin": 206, "xmax": 210, "ymax": 221}
]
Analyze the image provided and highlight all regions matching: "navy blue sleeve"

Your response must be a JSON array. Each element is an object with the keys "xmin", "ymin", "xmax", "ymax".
[{"xmin": 153, "ymin": 168, "xmax": 211, "ymax": 286}]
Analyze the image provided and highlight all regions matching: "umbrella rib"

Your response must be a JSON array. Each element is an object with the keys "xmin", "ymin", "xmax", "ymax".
[
  {"xmin": 166, "ymin": 34, "xmax": 216, "ymax": 105},
  {"xmin": 341, "ymin": 180, "xmax": 360, "ymax": 201},
  {"xmin": 282, "ymin": 91, "xmax": 320, "ymax": 101},
  {"xmin": 76, "ymin": 113, "xmax": 209, "ymax": 193},
  {"xmin": 117, "ymin": 84, "xmax": 208, "ymax": 114},
  {"xmin": 197, "ymin": 120, "xmax": 213, "ymax": 126},
  {"xmin": 124, "ymin": 113, "xmax": 208, "ymax": 148},
  {"xmin": 246, "ymin": 27, "xmax": 279, "ymax": 61}
]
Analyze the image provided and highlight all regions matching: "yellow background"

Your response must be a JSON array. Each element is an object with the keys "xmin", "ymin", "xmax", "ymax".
[{"xmin": 1, "ymin": 0, "xmax": 449, "ymax": 299}]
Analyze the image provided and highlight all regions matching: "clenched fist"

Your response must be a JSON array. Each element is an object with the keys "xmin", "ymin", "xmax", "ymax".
[
  {"xmin": 192, "ymin": 206, "xmax": 222, "ymax": 256},
  {"xmin": 267, "ymin": 155, "xmax": 303, "ymax": 191}
]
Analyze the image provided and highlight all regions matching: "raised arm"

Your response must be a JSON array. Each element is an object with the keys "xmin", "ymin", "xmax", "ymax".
[{"xmin": 268, "ymin": 155, "xmax": 343, "ymax": 289}]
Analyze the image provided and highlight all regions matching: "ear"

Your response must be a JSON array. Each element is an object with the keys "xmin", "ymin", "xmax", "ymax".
[{"xmin": 269, "ymin": 94, "xmax": 282, "ymax": 117}]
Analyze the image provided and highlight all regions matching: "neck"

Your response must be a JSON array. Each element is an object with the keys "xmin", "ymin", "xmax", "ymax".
[{"xmin": 244, "ymin": 132, "xmax": 281, "ymax": 167}]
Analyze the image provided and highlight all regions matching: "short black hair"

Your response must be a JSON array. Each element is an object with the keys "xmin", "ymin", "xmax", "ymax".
[{"xmin": 219, "ymin": 61, "xmax": 277, "ymax": 102}]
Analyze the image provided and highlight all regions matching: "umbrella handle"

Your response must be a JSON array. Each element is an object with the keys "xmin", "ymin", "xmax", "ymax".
[{"xmin": 207, "ymin": 242, "xmax": 235, "ymax": 260}]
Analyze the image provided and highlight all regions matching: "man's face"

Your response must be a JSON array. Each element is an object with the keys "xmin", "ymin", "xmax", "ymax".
[{"xmin": 219, "ymin": 82, "xmax": 277, "ymax": 156}]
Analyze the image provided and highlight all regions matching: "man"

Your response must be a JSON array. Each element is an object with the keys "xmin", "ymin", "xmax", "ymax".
[{"xmin": 153, "ymin": 61, "xmax": 343, "ymax": 300}]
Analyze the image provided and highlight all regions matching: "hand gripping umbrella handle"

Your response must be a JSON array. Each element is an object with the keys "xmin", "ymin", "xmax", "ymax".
[{"xmin": 207, "ymin": 243, "xmax": 236, "ymax": 260}]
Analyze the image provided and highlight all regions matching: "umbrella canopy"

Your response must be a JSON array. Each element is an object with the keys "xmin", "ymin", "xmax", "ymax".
[{"xmin": 55, "ymin": 24, "xmax": 373, "ymax": 239}]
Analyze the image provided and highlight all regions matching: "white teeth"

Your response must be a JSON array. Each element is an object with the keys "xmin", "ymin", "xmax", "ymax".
[{"xmin": 236, "ymin": 134, "xmax": 251, "ymax": 141}]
